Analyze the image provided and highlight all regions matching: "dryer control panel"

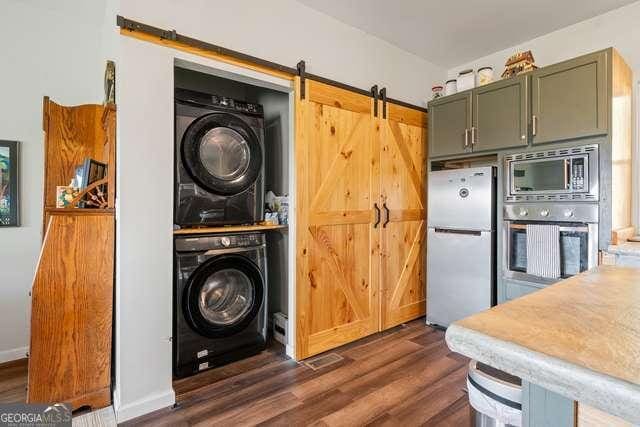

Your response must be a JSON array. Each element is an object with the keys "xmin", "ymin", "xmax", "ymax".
[{"xmin": 176, "ymin": 233, "xmax": 266, "ymax": 252}]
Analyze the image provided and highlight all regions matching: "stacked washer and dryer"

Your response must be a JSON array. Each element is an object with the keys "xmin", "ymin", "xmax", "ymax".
[{"xmin": 173, "ymin": 88, "xmax": 269, "ymax": 378}]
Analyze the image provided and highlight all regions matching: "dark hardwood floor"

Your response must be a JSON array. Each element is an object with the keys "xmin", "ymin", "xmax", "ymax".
[
  {"xmin": 0, "ymin": 320, "xmax": 471, "ymax": 425},
  {"xmin": 126, "ymin": 318, "xmax": 472, "ymax": 426},
  {"xmin": 0, "ymin": 358, "xmax": 28, "ymax": 404}
]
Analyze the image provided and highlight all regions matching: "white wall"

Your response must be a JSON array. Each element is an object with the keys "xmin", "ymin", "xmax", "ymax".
[
  {"xmin": 446, "ymin": 1, "xmax": 640, "ymax": 226},
  {"xmin": 112, "ymin": 0, "xmax": 447, "ymax": 422},
  {"xmin": 447, "ymin": 1, "xmax": 640, "ymax": 79},
  {"xmin": 0, "ymin": 0, "xmax": 106, "ymax": 363},
  {"xmin": 114, "ymin": 36, "xmax": 175, "ymax": 421}
]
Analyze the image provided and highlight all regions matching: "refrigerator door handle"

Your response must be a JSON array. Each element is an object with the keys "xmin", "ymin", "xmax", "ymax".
[{"xmin": 433, "ymin": 228, "xmax": 482, "ymax": 236}]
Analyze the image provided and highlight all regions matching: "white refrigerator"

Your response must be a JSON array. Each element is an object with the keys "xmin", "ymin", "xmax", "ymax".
[{"xmin": 426, "ymin": 166, "xmax": 496, "ymax": 327}]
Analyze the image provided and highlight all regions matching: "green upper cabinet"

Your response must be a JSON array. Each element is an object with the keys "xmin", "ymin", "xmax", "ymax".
[
  {"xmin": 472, "ymin": 75, "xmax": 529, "ymax": 152},
  {"xmin": 531, "ymin": 50, "xmax": 608, "ymax": 145},
  {"xmin": 429, "ymin": 91, "xmax": 472, "ymax": 157}
]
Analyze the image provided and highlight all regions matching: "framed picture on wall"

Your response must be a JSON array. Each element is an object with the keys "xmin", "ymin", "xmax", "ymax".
[{"xmin": 0, "ymin": 140, "xmax": 19, "ymax": 226}]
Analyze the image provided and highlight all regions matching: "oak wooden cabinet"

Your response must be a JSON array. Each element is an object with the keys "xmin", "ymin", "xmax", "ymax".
[
  {"xmin": 295, "ymin": 79, "xmax": 427, "ymax": 358},
  {"xmin": 29, "ymin": 98, "xmax": 115, "ymax": 410},
  {"xmin": 531, "ymin": 50, "xmax": 608, "ymax": 145}
]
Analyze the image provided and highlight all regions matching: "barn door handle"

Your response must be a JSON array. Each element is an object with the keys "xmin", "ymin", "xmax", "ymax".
[
  {"xmin": 383, "ymin": 203, "xmax": 390, "ymax": 228},
  {"xmin": 373, "ymin": 203, "xmax": 381, "ymax": 228}
]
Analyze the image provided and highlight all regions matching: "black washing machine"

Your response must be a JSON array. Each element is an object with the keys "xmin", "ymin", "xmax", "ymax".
[
  {"xmin": 175, "ymin": 88, "xmax": 264, "ymax": 227},
  {"xmin": 173, "ymin": 232, "xmax": 268, "ymax": 378}
]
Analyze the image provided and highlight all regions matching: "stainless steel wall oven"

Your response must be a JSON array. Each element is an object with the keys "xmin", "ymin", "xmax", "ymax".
[
  {"xmin": 503, "ymin": 213, "xmax": 598, "ymax": 285},
  {"xmin": 502, "ymin": 143, "xmax": 600, "ymax": 285}
]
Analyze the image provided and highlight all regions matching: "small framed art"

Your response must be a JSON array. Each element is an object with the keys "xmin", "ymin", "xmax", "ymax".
[{"xmin": 0, "ymin": 140, "xmax": 19, "ymax": 226}]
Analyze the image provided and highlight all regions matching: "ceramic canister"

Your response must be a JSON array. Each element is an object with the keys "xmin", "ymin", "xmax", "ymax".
[
  {"xmin": 445, "ymin": 79, "xmax": 457, "ymax": 96},
  {"xmin": 457, "ymin": 69, "xmax": 475, "ymax": 92},
  {"xmin": 431, "ymin": 85, "xmax": 444, "ymax": 99},
  {"xmin": 478, "ymin": 67, "xmax": 494, "ymax": 86}
]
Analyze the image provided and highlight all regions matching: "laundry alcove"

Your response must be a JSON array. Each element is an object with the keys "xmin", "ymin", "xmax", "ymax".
[{"xmin": 171, "ymin": 60, "xmax": 295, "ymax": 384}]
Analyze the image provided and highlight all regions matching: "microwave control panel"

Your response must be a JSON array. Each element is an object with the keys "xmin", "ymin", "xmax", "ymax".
[{"xmin": 571, "ymin": 157, "xmax": 585, "ymax": 191}]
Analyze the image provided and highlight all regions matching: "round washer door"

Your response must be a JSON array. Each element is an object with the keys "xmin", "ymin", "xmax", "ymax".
[
  {"xmin": 183, "ymin": 254, "xmax": 264, "ymax": 338},
  {"xmin": 181, "ymin": 113, "xmax": 262, "ymax": 195}
]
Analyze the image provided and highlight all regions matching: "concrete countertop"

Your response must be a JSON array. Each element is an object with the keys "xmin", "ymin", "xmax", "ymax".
[{"xmin": 445, "ymin": 265, "xmax": 640, "ymax": 423}]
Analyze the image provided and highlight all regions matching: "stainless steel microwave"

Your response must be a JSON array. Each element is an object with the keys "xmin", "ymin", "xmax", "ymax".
[{"xmin": 504, "ymin": 144, "xmax": 598, "ymax": 202}]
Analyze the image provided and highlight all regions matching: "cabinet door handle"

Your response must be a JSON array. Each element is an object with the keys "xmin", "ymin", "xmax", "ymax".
[
  {"xmin": 532, "ymin": 115, "xmax": 538, "ymax": 136},
  {"xmin": 471, "ymin": 126, "xmax": 477, "ymax": 145},
  {"xmin": 373, "ymin": 203, "xmax": 381, "ymax": 228},
  {"xmin": 382, "ymin": 203, "xmax": 390, "ymax": 228},
  {"xmin": 464, "ymin": 129, "xmax": 470, "ymax": 149}
]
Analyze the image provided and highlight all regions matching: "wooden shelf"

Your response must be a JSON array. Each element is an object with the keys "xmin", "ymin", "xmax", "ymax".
[
  {"xmin": 173, "ymin": 224, "xmax": 288, "ymax": 235},
  {"xmin": 45, "ymin": 207, "xmax": 115, "ymax": 215}
]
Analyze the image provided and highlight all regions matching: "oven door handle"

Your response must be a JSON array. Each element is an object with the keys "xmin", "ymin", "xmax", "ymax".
[{"xmin": 508, "ymin": 223, "xmax": 589, "ymax": 233}]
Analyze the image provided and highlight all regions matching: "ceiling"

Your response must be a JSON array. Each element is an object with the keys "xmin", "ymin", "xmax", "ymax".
[{"xmin": 297, "ymin": 0, "xmax": 637, "ymax": 68}]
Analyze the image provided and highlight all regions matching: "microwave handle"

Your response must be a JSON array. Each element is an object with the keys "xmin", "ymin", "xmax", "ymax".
[{"xmin": 564, "ymin": 159, "xmax": 570, "ymax": 190}]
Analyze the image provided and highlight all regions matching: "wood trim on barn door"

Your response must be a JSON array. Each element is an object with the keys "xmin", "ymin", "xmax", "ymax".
[
  {"xmin": 295, "ymin": 77, "xmax": 381, "ymax": 359},
  {"xmin": 379, "ymin": 103, "xmax": 428, "ymax": 330}
]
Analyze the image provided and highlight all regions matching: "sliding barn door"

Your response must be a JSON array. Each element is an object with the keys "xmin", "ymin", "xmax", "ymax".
[
  {"xmin": 380, "ymin": 103, "xmax": 428, "ymax": 329},
  {"xmin": 295, "ymin": 78, "xmax": 380, "ymax": 359}
]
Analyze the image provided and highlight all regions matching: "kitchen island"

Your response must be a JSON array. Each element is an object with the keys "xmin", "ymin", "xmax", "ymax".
[{"xmin": 446, "ymin": 265, "xmax": 640, "ymax": 425}]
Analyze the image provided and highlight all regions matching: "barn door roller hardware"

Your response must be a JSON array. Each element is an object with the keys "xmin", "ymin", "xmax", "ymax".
[
  {"xmin": 297, "ymin": 60, "xmax": 306, "ymax": 100},
  {"xmin": 117, "ymin": 16, "xmax": 177, "ymax": 41},
  {"xmin": 379, "ymin": 87, "xmax": 387, "ymax": 119},
  {"xmin": 117, "ymin": 15, "xmax": 298, "ymax": 76},
  {"xmin": 116, "ymin": 16, "xmax": 428, "ymax": 113},
  {"xmin": 371, "ymin": 85, "xmax": 379, "ymax": 117}
]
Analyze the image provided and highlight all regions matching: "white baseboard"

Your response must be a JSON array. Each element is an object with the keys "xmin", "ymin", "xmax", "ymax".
[
  {"xmin": 0, "ymin": 346, "xmax": 28, "ymax": 364},
  {"xmin": 113, "ymin": 387, "xmax": 175, "ymax": 423},
  {"xmin": 286, "ymin": 344, "xmax": 296, "ymax": 360}
]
